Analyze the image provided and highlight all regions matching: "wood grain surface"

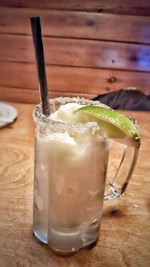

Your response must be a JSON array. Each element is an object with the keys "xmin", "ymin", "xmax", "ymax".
[
  {"xmin": 0, "ymin": 102, "xmax": 150, "ymax": 267},
  {"xmin": 0, "ymin": 62, "xmax": 150, "ymax": 100},
  {"xmin": 0, "ymin": 0, "xmax": 150, "ymax": 16},
  {"xmin": 0, "ymin": 2, "xmax": 150, "ymax": 104},
  {"xmin": 1, "ymin": 34, "xmax": 150, "ymax": 72},
  {"xmin": 0, "ymin": 8, "xmax": 150, "ymax": 44}
]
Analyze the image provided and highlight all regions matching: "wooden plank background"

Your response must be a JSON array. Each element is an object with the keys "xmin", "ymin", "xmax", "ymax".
[
  {"xmin": 0, "ymin": 1, "xmax": 150, "ymax": 103},
  {"xmin": 1, "ymin": 0, "xmax": 150, "ymax": 15}
]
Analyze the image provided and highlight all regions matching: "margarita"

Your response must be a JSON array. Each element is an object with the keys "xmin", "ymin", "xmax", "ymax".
[{"xmin": 32, "ymin": 97, "xmax": 140, "ymax": 256}]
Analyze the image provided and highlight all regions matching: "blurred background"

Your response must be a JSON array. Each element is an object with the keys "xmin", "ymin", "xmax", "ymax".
[{"xmin": 0, "ymin": 0, "xmax": 150, "ymax": 104}]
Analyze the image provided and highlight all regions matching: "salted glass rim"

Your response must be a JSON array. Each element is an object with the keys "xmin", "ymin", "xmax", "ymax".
[{"xmin": 32, "ymin": 97, "xmax": 110, "ymax": 131}]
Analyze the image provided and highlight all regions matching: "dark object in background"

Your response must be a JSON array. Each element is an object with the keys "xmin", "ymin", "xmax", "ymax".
[{"xmin": 93, "ymin": 89, "xmax": 150, "ymax": 111}]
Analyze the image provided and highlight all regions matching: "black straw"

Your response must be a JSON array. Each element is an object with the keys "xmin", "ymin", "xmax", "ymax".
[{"xmin": 30, "ymin": 16, "xmax": 50, "ymax": 116}]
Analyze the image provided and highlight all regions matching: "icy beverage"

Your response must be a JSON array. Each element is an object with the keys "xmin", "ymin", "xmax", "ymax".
[
  {"xmin": 32, "ymin": 97, "xmax": 140, "ymax": 256},
  {"xmin": 33, "ymin": 97, "xmax": 109, "ymax": 256}
]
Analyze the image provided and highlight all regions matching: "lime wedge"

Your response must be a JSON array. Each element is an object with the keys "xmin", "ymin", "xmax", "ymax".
[{"xmin": 76, "ymin": 106, "xmax": 141, "ymax": 148}]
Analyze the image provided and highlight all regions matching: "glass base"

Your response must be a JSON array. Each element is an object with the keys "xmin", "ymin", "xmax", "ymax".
[
  {"xmin": 84, "ymin": 238, "xmax": 98, "ymax": 250},
  {"xmin": 33, "ymin": 229, "xmax": 98, "ymax": 257},
  {"xmin": 50, "ymin": 239, "xmax": 98, "ymax": 257},
  {"xmin": 33, "ymin": 229, "xmax": 47, "ymax": 244}
]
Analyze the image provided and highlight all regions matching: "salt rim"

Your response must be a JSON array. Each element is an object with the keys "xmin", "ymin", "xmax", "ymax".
[
  {"xmin": 33, "ymin": 97, "xmax": 110, "ymax": 134},
  {"xmin": 33, "ymin": 96, "xmax": 109, "ymax": 122}
]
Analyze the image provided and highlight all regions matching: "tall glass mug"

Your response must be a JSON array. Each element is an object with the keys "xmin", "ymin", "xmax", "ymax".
[{"xmin": 32, "ymin": 97, "xmax": 139, "ymax": 256}]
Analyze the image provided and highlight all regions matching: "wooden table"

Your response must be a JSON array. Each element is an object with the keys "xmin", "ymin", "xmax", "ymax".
[{"xmin": 0, "ymin": 103, "xmax": 150, "ymax": 267}]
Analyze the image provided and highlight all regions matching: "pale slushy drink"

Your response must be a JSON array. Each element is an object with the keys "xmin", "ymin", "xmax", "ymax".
[
  {"xmin": 32, "ymin": 97, "xmax": 140, "ymax": 256},
  {"xmin": 33, "ymin": 97, "xmax": 109, "ymax": 256}
]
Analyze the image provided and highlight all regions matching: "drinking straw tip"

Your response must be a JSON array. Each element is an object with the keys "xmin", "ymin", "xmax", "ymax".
[{"xmin": 30, "ymin": 16, "xmax": 50, "ymax": 116}]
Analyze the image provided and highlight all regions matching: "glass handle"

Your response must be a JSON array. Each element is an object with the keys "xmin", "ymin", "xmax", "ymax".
[{"xmin": 104, "ymin": 145, "xmax": 139, "ymax": 200}]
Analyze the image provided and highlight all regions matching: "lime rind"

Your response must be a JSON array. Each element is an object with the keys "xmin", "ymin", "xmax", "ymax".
[{"xmin": 76, "ymin": 106, "xmax": 141, "ymax": 148}]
